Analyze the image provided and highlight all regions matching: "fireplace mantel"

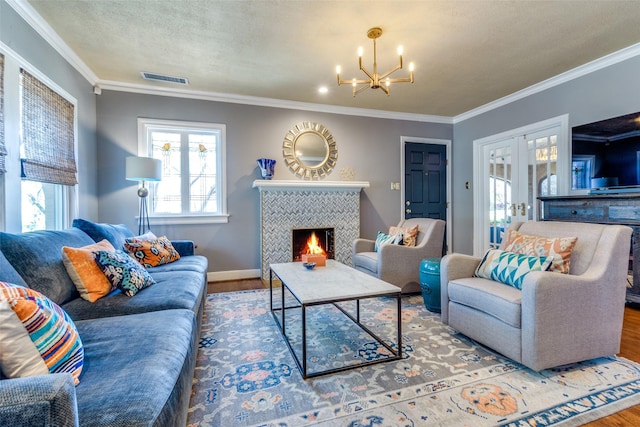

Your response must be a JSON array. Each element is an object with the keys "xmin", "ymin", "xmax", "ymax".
[
  {"xmin": 253, "ymin": 180, "xmax": 370, "ymax": 191},
  {"xmin": 254, "ymin": 179, "xmax": 368, "ymax": 280}
]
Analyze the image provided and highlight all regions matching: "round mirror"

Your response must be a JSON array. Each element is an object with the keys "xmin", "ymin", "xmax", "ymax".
[{"xmin": 283, "ymin": 122, "xmax": 338, "ymax": 179}]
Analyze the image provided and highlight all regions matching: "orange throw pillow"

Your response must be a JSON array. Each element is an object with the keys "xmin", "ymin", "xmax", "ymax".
[
  {"xmin": 389, "ymin": 224, "xmax": 419, "ymax": 247},
  {"xmin": 124, "ymin": 236, "xmax": 180, "ymax": 268},
  {"xmin": 502, "ymin": 229, "xmax": 578, "ymax": 274},
  {"xmin": 62, "ymin": 239, "xmax": 116, "ymax": 302}
]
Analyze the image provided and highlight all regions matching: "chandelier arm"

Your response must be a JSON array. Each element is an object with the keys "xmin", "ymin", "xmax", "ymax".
[
  {"xmin": 358, "ymin": 65, "xmax": 375, "ymax": 81},
  {"xmin": 379, "ymin": 64, "xmax": 403, "ymax": 80},
  {"xmin": 352, "ymin": 83, "xmax": 370, "ymax": 97},
  {"xmin": 379, "ymin": 84, "xmax": 390, "ymax": 95},
  {"xmin": 386, "ymin": 76, "xmax": 414, "ymax": 84}
]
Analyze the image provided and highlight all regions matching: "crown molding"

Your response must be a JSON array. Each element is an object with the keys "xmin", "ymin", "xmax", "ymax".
[
  {"xmin": 453, "ymin": 42, "xmax": 640, "ymax": 124},
  {"xmin": 7, "ymin": 0, "xmax": 99, "ymax": 84},
  {"xmin": 96, "ymin": 80, "xmax": 453, "ymax": 123}
]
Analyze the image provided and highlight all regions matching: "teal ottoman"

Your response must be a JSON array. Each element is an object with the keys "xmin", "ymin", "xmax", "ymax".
[{"xmin": 420, "ymin": 257, "xmax": 441, "ymax": 313}]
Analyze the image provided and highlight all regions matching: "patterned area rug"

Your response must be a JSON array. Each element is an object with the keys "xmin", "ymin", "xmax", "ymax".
[{"xmin": 187, "ymin": 289, "xmax": 640, "ymax": 426}]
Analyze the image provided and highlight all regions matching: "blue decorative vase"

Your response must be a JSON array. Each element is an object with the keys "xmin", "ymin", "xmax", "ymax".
[{"xmin": 257, "ymin": 158, "xmax": 276, "ymax": 180}]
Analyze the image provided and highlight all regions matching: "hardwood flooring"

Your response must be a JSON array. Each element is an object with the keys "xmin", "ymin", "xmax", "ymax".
[{"xmin": 208, "ymin": 279, "xmax": 640, "ymax": 426}]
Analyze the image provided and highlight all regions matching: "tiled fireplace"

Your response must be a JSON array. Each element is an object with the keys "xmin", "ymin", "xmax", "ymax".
[{"xmin": 253, "ymin": 180, "xmax": 369, "ymax": 280}]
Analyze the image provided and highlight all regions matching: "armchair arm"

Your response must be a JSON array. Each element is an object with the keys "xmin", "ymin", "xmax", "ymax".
[
  {"xmin": 353, "ymin": 238, "xmax": 375, "ymax": 254},
  {"xmin": 170, "ymin": 240, "xmax": 195, "ymax": 257},
  {"xmin": 0, "ymin": 373, "xmax": 78, "ymax": 427},
  {"xmin": 439, "ymin": 253, "xmax": 482, "ymax": 323},
  {"xmin": 521, "ymin": 268, "xmax": 627, "ymax": 370}
]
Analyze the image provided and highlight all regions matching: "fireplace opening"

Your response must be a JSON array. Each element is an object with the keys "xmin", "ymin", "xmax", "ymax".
[{"xmin": 292, "ymin": 228, "xmax": 335, "ymax": 262}]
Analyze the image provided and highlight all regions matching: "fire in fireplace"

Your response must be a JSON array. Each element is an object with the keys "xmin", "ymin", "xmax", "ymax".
[{"xmin": 292, "ymin": 228, "xmax": 335, "ymax": 262}]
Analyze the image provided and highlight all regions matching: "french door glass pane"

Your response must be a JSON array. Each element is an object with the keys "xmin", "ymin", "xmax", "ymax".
[{"xmin": 489, "ymin": 145, "xmax": 511, "ymax": 249}]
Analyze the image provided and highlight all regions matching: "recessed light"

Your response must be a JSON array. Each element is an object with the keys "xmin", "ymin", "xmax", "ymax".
[{"xmin": 318, "ymin": 86, "xmax": 328, "ymax": 94}]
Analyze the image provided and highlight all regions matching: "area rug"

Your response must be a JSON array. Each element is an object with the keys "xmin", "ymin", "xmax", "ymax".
[{"xmin": 187, "ymin": 289, "xmax": 640, "ymax": 426}]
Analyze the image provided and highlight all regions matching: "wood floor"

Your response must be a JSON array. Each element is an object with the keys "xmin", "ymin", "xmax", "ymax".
[{"xmin": 208, "ymin": 279, "xmax": 640, "ymax": 426}]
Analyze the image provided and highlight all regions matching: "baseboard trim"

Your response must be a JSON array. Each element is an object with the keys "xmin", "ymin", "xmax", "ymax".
[{"xmin": 208, "ymin": 269, "xmax": 261, "ymax": 283}]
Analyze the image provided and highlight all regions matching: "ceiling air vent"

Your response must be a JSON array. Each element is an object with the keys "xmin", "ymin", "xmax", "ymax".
[{"xmin": 141, "ymin": 72, "xmax": 189, "ymax": 85}]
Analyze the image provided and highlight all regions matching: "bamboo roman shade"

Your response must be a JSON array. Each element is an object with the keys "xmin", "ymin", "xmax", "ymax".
[
  {"xmin": 0, "ymin": 54, "xmax": 6, "ymax": 175},
  {"xmin": 20, "ymin": 68, "xmax": 77, "ymax": 185}
]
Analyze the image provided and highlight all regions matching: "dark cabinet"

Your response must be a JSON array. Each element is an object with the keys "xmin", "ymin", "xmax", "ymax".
[{"xmin": 539, "ymin": 194, "xmax": 640, "ymax": 302}]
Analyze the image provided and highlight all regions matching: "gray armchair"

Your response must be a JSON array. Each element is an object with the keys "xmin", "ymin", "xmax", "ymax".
[
  {"xmin": 440, "ymin": 220, "xmax": 632, "ymax": 371},
  {"xmin": 352, "ymin": 218, "xmax": 445, "ymax": 293}
]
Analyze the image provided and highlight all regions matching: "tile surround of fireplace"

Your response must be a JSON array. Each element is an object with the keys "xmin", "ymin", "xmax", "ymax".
[{"xmin": 253, "ymin": 180, "xmax": 370, "ymax": 280}]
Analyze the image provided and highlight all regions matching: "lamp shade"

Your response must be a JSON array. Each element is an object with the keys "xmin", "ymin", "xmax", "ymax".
[{"xmin": 125, "ymin": 156, "xmax": 162, "ymax": 182}]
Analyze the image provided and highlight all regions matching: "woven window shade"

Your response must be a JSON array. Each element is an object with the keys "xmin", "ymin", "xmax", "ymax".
[
  {"xmin": 0, "ymin": 54, "xmax": 6, "ymax": 174},
  {"xmin": 20, "ymin": 69, "xmax": 77, "ymax": 185}
]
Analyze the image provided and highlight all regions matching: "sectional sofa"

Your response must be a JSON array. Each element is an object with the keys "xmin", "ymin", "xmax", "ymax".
[{"xmin": 0, "ymin": 219, "xmax": 208, "ymax": 426}]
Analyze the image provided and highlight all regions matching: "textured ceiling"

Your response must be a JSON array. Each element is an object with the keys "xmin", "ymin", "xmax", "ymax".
[{"xmin": 25, "ymin": 0, "xmax": 640, "ymax": 117}]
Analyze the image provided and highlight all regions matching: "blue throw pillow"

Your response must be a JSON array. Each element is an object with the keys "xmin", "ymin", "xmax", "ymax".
[
  {"xmin": 72, "ymin": 218, "xmax": 134, "ymax": 250},
  {"xmin": 474, "ymin": 249, "xmax": 553, "ymax": 290},
  {"xmin": 94, "ymin": 250, "xmax": 155, "ymax": 297}
]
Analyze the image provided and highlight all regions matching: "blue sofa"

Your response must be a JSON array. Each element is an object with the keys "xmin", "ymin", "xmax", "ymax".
[{"xmin": 0, "ymin": 219, "xmax": 208, "ymax": 426}]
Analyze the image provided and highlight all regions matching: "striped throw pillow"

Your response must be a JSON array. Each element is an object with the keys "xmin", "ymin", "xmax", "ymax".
[{"xmin": 0, "ymin": 282, "xmax": 84, "ymax": 384}]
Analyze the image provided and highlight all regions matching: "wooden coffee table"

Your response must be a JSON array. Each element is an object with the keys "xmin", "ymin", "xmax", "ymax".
[{"xmin": 269, "ymin": 260, "xmax": 402, "ymax": 379}]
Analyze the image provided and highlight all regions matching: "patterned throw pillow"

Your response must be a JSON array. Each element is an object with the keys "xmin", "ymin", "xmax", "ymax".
[
  {"xmin": 0, "ymin": 282, "xmax": 84, "ymax": 385},
  {"xmin": 502, "ymin": 229, "xmax": 578, "ymax": 274},
  {"xmin": 389, "ymin": 224, "xmax": 419, "ymax": 247},
  {"xmin": 62, "ymin": 239, "xmax": 116, "ymax": 302},
  {"xmin": 94, "ymin": 250, "xmax": 156, "ymax": 297},
  {"xmin": 374, "ymin": 231, "xmax": 403, "ymax": 252},
  {"xmin": 123, "ymin": 236, "xmax": 180, "ymax": 268},
  {"xmin": 475, "ymin": 249, "xmax": 553, "ymax": 289}
]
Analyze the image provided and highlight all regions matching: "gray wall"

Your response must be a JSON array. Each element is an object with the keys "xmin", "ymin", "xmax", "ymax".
[
  {"xmin": 1, "ymin": 2, "xmax": 98, "ymax": 222},
  {"xmin": 453, "ymin": 55, "xmax": 640, "ymax": 254},
  {"xmin": 96, "ymin": 91, "xmax": 452, "ymax": 273}
]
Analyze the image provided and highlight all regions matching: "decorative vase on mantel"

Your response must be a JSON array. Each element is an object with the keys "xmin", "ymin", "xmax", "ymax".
[{"xmin": 257, "ymin": 158, "xmax": 276, "ymax": 180}]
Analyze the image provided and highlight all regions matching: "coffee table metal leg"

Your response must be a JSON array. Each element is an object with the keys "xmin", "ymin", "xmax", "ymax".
[
  {"xmin": 281, "ymin": 278, "xmax": 286, "ymax": 335},
  {"xmin": 302, "ymin": 304, "xmax": 307, "ymax": 378},
  {"xmin": 356, "ymin": 299, "xmax": 360, "ymax": 323},
  {"xmin": 397, "ymin": 294, "xmax": 402, "ymax": 358}
]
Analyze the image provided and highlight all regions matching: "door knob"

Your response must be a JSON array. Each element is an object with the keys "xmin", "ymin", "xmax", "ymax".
[
  {"xmin": 405, "ymin": 208, "xmax": 412, "ymax": 214},
  {"xmin": 405, "ymin": 201, "xmax": 411, "ymax": 206}
]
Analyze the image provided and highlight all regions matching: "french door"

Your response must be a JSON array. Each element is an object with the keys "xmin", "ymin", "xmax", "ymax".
[{"xmin": 473, "ymin": 116, "xmax": 569, "ymax": 255}]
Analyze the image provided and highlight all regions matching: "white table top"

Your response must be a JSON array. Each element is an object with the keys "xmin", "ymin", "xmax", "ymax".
[{"xmin": 270, "ymin": 260, "xmax": 401, "ymax": 304}]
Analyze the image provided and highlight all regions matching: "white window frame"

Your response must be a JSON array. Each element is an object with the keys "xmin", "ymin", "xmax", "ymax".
[
  {"xmin": 137, "ymin": 118, "xmax": 228, "ymax": 225},
  {"xmin": 0, "ymin": 41, "xmax": 78, "ymax": 233}
]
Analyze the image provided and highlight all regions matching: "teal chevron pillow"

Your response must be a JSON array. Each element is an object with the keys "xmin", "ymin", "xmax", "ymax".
[
  {"xmin": 374, "ymin": 231, "xmax": 403, "ymax": 252},
  {"xmin": 474, "ymin": 249, "xmax": 553, "ymax": 289}
]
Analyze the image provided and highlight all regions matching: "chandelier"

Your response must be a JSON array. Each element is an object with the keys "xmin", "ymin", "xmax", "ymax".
[{"xmin": 336, "ymin": 27, "xmax": 414, "ymax": 96}]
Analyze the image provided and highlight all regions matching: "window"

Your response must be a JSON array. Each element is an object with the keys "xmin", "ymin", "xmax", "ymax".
[
  {"xmin": 19, "ymin": 68, "xmax": 77, "ymax": 232},
  {"xmin": 138, "ymin": 119, "xmax": 227, "ymax": 224}
]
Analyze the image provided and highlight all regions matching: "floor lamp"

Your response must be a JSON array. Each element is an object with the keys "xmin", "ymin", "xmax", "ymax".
[{"xmin": 126, "ymin": 156, "xmax": 162, "ymax": 235}]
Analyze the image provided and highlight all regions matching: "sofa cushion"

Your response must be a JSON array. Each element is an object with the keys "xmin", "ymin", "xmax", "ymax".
[
  {"xmin": 0, "ymin": 228, "xmax": 94, "ymax": 305},
  {"xmin": 72, "ymin": 218, "xmax": 134, "ymax": 251},
  {"xmin": 123, "ymin": 236, "xmax": 180, "ymax": 268},
  {"xmin": 389, "ymin": 224, "xmax": 419, "ymax": 247},
  {"xmin": 0, "ymin": 282, "xmax": 84, "ymax": 385},
  {"xmin": 94, "ymin": 250, "xmax": 155, "ymax": 297},
  {"xmin": 62, "ymin": 240, "xmax": 116, "ymax": 302},
  {"xmin": 73, "ymin": 309, "xmax": 197, "ymax": 426},
  {"xmin": 353, "ymin": 252, "xmax": 378, "ymax": 275},
  {"xmin": 62, "ymin": 258, "xmax": 207, "ymax": 321},
  {"xmin": 448, "ymin": 277, "xmax": 522, "ymax": 328}
]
